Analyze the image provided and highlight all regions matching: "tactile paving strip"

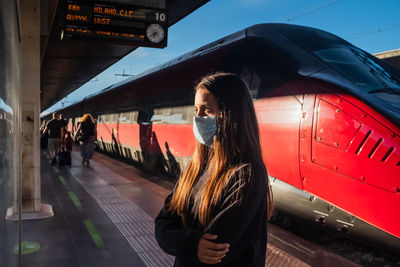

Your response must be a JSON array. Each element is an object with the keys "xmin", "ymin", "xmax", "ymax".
[
  {"xmin": 70, "ymin": 167, "xmax": 312, "ymax": 267},
  {"xmin": 71, "ymin": 172, "xmax": 174, "ymax": 267},
  {"xmin": 266, "ymin": 243, "xmax": 311, "ymax": 267}
]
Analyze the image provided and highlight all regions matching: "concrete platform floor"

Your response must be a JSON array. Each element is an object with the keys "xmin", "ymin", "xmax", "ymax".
[{"xmin": 0, "ymin": 147, "xmax": 361, "ymax": 267}]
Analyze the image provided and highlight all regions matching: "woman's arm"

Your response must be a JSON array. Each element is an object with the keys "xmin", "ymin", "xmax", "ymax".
[
  {"xmin": 43, "ymin": 125, "xmax": 48, "ymax": 135},
  {"xmin": 154, "ymin": 194, "xmax": 204, "ymax": 259},
  {"xmin": 39, "ymin": 123, "xmax": 45, "ymax": 132},
  {"xmin": 73, "ymin": 124, "xmax": 81, "ymax": 140},
  {"xmin": 205, "ymin": 164, "xmax": 268, "ymax": 265}
]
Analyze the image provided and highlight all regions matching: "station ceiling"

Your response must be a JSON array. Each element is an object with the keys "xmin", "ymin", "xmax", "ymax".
[{"xmin": 40, "ymin": 0, "xmax": 209, "ymax": 111}]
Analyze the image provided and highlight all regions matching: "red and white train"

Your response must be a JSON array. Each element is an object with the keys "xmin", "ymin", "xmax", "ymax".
[{"xmin": 55, "ymin": 24, "xmax": 400, "ymax": 250}]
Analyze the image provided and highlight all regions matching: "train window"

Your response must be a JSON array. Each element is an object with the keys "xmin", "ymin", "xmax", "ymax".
[
  {"xmin": 117, "ymin": 115, "xmax": 125, "ymax": 123},
  {"xmin": 174, "ymin": 106, "xmax": 192, "ymax": 123},
  {"xmin": 244, "ymin": 42, "xmax": 286, "ymax": 99},
  {"xmin": 151, "ymin": 107, "xmax": 165, "ymax": 123},
  {"xmin": 131, "ymin": 111, "xmax": 138, "ymax": 123},
  {"xmin": 150, "ymin": 115, "xmax": 162, "ymax": 123},
  {"xmin": 110, "ymin": 113, "xmax": 118, "ymax": 123},
  {"xmin": 152, "ymin": 107, "xmax": 170, "ymax": 124},
  {"xmin": 252, "ymin": 65, "xmax": 284, "ymax": 99},
  {"xmin": 98, "ymin": 112, "xmax": 138, "ymax": 123},
  {"xmin": 351, "ymin": 48, "xmax": 400, "ymax": 92},
  {"xmin": 118, "ymin": 112, "xmax": 130, "ymax": 123},
  {"xmin": 186, "ymin": 106, "xmax": 195, "ymax": 122},
  {"xmin": 240, "ymin": 65, "xmax": 267, "ymax": 100},
  {"xmin": 104, "ymin": 114, "xmax": 111, "ymax": 123},
  {"xmin": 314, "ymin": 47, "xmax": 400, "ymax": 106},
  {"xmin": 170, "ymin": 114, "xmax": 184, "ymax": 123},
  {"xmin": 137, "ymin": 109, "xmax": 153, "ymax": 123},
  {"xmin": 172, "ymin": 106, "xmax": 192, "ymax": 124},
  {"xmin": 151, "ymin": 106, "xmax": 192, "ymax": 124},
  {"xmin": 314, "ymin": 48, "xmax": 380, "ymax": 88}
]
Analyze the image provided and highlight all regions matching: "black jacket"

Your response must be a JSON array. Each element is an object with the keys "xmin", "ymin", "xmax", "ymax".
[
  {"xmin": 81, "ymin": 120, "xmax": 95, "ymax": 141},
  {"xmin": 155, "ymin": 163, "xmax": 269, "ymax": 267},
  {"xmin": 46, "ymin": 119, "xmax": 61, "ymax": 138}
]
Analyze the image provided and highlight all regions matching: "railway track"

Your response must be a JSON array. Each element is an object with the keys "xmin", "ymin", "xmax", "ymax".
[{"xmin": 271, "ymin": 215, "xmax": 400, "ymax": 267}]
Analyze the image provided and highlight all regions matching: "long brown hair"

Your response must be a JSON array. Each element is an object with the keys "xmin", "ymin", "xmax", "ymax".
[
  {"xmin": 169, "ymin": 72, "xmax": 273, "ymax": 226},
  {"xmin": 81, "ymin": 113, "xmax": 95, "ymax": 124}
]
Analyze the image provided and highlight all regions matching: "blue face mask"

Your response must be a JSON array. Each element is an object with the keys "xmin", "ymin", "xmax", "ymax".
[{"xmin": 193, "ymin": 116, "xmax": 217, "ymax": 146}]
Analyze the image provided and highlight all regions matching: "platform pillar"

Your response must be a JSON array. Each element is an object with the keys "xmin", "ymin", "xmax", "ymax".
[{"xmin": 6, "ymin": 0, "xmax": 53, "ymax": 221}]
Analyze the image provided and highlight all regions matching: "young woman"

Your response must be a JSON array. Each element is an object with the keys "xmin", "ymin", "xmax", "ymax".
[
  {"xmin": 155, "ymin": 72, "xmax": 273, "ymax": 266},
  {"xmin": 74, "ymin": 113, "xmax": 97, "ymax": 166}
]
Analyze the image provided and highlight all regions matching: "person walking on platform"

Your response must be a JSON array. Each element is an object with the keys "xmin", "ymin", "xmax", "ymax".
[
  {"xmin": 40, "ymin": 119, "xmax": 49, "ymax": 150},
  {"xmin": 58, "ymin": 113, "xmax": 68, "ymax": 131},
  {"xmin": 155, "ymin": 72, "xmax": 273, "ymax": 267},
  {"xmin": 74, "ymin": 113, "xmax": 97, "ymax": 166},
  {"xmin": 43, "ymin": 112, "xmax": 63, "ymax": 165},
  {"xmin": 0, "ymin": 111, "xmax": 12, "ymax": 166}
]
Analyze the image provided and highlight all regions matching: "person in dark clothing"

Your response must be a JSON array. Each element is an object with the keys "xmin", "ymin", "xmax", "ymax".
[
  {"xmin": 0, "ymin": 111, "xmax": 12, "ymax": 141},
  {"xmin": 44, "ymin": 112, "xmax": 63, "ymax": 165},
  {"xmin": 40, "ymin": 119, "xmax": 49, "ymax": 149},
  {"xmin": 58, "ymin": 113, "xmax": 68, "ymax": 131},
  {"xmin": 74, "ymin": 113, "xmax": 97, "ymax": 166},
  {"xmin": 155, "ymin": 73, "xmax": 273, "ymax": 267},
  {"xmin": 0, "ymin": 111, "xmax": 12, "ymax": 166},
  {"xmin": 0, "ymin": 111, "xmax": 12, "ymax": 135}
]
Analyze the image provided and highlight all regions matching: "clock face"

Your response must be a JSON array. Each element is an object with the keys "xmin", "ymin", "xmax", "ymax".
[{"xmin": 146, "ymin": 24, "xmax": 165, "ymax": 44}]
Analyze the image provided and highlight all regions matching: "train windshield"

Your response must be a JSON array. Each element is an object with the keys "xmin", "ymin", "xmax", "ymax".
[{"xmin": 313, "ymin": 46, "xmax": 400, "ymax": 106}]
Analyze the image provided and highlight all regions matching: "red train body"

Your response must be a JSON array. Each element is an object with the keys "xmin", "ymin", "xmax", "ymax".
[{"xmin": 58, "ymin": 24, "xmax": 400, "ymax": 250}]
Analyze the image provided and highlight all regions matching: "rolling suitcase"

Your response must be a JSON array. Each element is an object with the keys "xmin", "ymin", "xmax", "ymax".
[
  {"xmin": 58, "ymin": 147, "xmax": 71, "ymax": 166},
  {"xmin": 65, "ymin": 131, "xmax": 73, "ymax": 151}
]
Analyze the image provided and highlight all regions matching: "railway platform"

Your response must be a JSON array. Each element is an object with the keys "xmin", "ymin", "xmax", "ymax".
[{"xmin": 0, "ymin": 147, "xmax": 361, "ymax": 267}]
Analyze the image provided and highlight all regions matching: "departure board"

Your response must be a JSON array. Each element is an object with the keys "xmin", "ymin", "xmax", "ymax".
[{"xmin": 62, "ymin": 1, "xmax": 168, "ymax": 48}]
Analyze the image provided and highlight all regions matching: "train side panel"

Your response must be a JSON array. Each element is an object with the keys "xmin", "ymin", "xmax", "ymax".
[
  {"xmin": 95, "ymin": 110, "xmax": 195, "ymax": 174},
  {"xmin": 255, "ymin": 95, "xmax": 303, "ymax": 189},
  {"xmin": 300, "ymin": 84, "xmax": 400, "ymax": 238}
]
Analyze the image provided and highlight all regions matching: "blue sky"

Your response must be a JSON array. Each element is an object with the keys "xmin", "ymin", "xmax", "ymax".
[{"xmin": 42, "ymin": 0, "xmax": 400, "ymax": 115}]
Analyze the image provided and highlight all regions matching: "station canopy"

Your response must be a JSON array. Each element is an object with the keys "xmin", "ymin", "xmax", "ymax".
[
  {"xmin": 374, "ymin": 48, "xmax": 400, "ymax": 70},
  {"xmin": 40, "ymin": 0, "xmax": 209, "ymax": 111}
]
